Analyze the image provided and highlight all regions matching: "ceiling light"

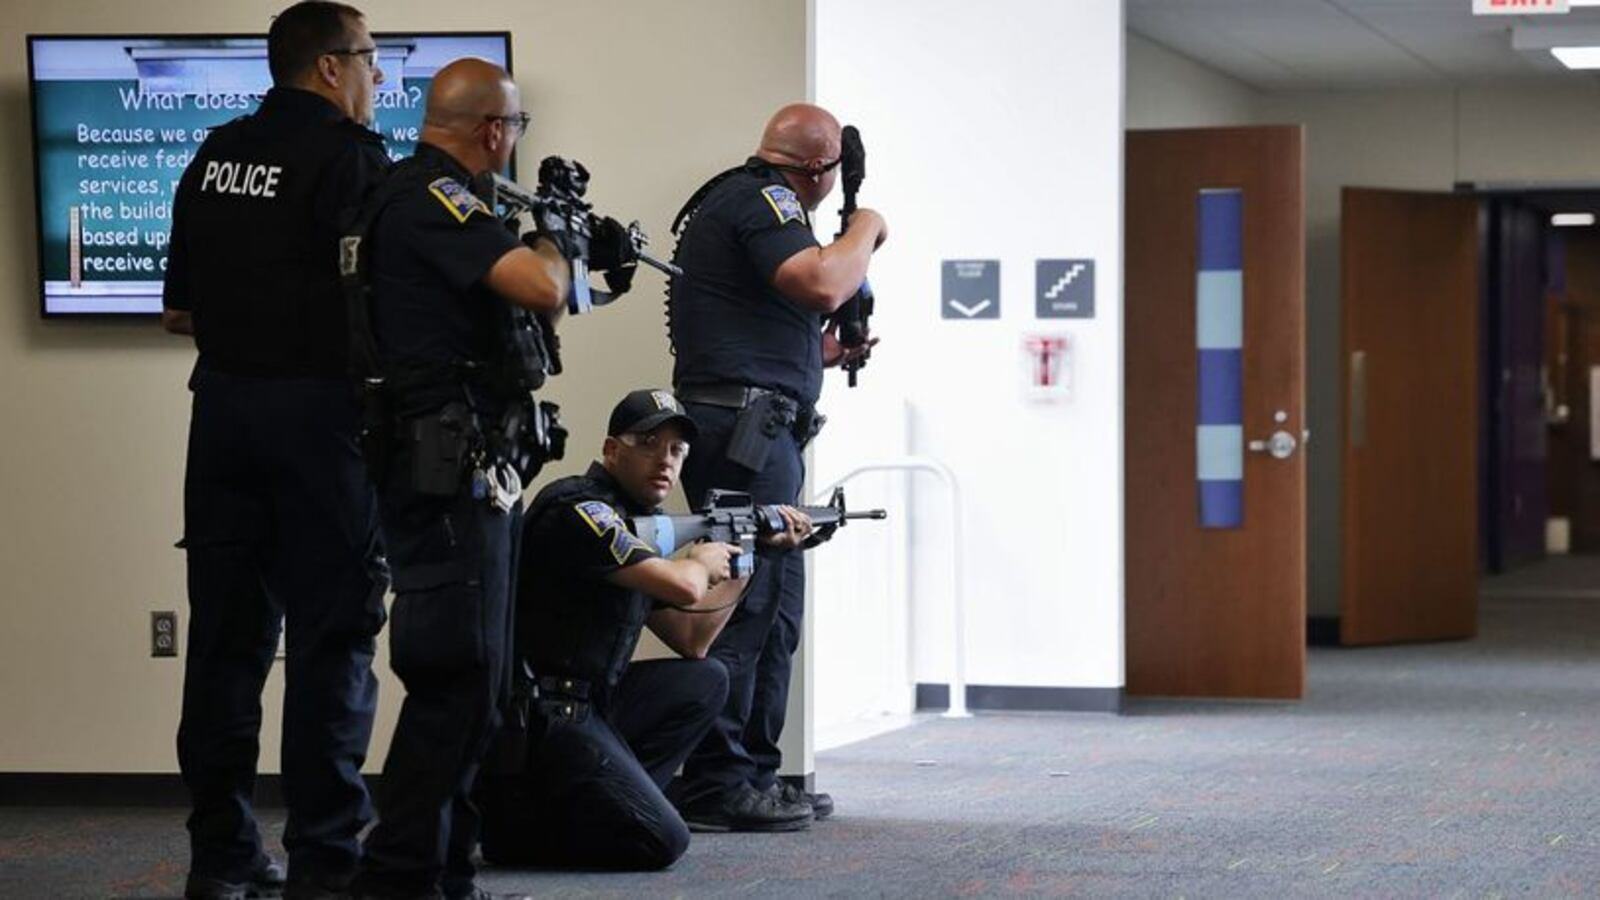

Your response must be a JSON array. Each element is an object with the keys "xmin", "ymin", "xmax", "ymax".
[
  {"xmin": 1553, "ymin": 213, "xmax": 1597, "ymax": 227},
  {"xmin": 1571, "ymin": 0, "xmax": 1600, "ymax": 6},
  {"xmin": 1552, "ymin": 45, "xmax": 1600, "ymax": 67}
]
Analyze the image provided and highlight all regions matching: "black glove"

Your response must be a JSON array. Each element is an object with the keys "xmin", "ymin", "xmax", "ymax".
[
  {"xmin": 532, "ymin": 200, "xmax": 590, "ymax": 263},
  {"xmin": 587, "ymin": 216, "xmax": 640, "ymax": 272}
]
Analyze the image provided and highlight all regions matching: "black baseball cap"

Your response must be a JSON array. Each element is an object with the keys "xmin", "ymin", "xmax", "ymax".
[{"xmin": 607, "ymin": 389, "xmax": 699, "ymax": 441}]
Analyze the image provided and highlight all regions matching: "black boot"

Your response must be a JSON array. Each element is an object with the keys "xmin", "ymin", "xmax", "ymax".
[
  {"xmin": 677, "ymin": 782, "xmax": 812, "ymax": 833},
  {"xmin": 185, "ymin": 855, "xmax": 287, "ymax": 900},
  {"xmin": 770, "ymin": 780, "xmax": 833, "ymax": 820}
]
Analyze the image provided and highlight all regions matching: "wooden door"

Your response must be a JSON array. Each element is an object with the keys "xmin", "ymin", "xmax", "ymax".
[
  {"xmin": 1341, "ymin": 189, "xmax": 1479, "ymax": 645},
  {"xmin": 1126, "ymin": 126, "xmax": 1306, "ymax": 699}
]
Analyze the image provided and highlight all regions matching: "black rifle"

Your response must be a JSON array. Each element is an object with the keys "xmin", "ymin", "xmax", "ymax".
[
  {"xmin": 628, "ymin": 486, "xmax": 887, "ymax": 579},
  {"xmin": 830, "ymin": 125, "xmax": 876, "ymax": 387},
  {"xmin": 479, "ymin": 159, "xmax": 681, "ymax": 315}
]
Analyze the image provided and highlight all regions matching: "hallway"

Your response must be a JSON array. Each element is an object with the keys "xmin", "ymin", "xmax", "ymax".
[{"xmin": 5, "ymin": 558, "xmax": 1599, "ymax": 897}]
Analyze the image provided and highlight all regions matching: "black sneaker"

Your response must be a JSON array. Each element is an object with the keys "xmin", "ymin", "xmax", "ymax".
[
  {"xmin": 678, "ymin": 783, "xmax": 812, "ymax": 833},
  {"xmin": 770, "ymin": 781, "xmax": 833, "ymax": 820},
  {"xmin": 185, "ymin": 855, "xmax": 287, "ymax": 899}
]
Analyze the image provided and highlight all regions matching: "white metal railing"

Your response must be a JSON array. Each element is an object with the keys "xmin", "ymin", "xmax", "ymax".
[{"xmin": 812, "ymin": 456, "xmax": 970, "ymax": 719}]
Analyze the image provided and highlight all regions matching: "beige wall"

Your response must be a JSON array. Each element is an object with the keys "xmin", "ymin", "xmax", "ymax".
[
  {"xmin": 1126, "ymin": 33, "xmax": 1259, "ymax": 130},
  {"xmin": 0, "ymin": 0, "xmax": 806, "ymax": 773}
]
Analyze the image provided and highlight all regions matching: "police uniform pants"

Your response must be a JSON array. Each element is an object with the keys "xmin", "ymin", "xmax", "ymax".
[
  {"xmin": 177, "ymin": 367, "xmax": 387, "ymax": 884},
  {"xmin": 477, "ymin": 657, "xmax": 729, "ymax": 870},
  {"xmin": 676, "ymin": 401, "xmax": 807, "ymax": 804},
  {"xmin": 357, "ymin": 460, "xmax": 521, "ymax": 898}
]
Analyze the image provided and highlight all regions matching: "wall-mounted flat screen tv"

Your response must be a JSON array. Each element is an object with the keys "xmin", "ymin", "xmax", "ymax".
[{"xmin": 28, "ymin": 32, "xmax": 511, "ymax": 317}]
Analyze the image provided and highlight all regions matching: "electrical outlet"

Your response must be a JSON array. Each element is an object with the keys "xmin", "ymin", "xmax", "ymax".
[{"xmin": 151, "ymin": 610, "xmax": 178, "ymax": 658}]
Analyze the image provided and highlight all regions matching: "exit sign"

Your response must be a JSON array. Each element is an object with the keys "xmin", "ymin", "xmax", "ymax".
[{"xmin": 1473, "ymin": 0, "xmax": 1568, "ymax": 13}]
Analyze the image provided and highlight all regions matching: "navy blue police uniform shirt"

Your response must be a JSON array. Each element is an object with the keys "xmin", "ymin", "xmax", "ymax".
[
  {"xmin": 517, "ymin": 463, "xmax": 665, "ymax": 699},
  {"xmin": 670, "ymin": 161, "xmax": 825, "ymax": 406},
  {"xmin": 367, "ymin": 142, "xmax": 522, "ymax": 412},
  {"xmin": 163, "ymin": 87, "xmax": 389, "ymax": 378}
]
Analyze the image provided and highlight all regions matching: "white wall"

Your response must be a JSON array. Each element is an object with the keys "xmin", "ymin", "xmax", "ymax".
[
  {"xmin": 1257, "ymin": 84, "xmax": 1600, "ymax": 615},
  {"xmin": 812, "ymin": 0, "xmax": 1126, "ymax": 698},
  {"xmin": 0, "ymin": 0, "xmax": 807, "ymax": 773}
]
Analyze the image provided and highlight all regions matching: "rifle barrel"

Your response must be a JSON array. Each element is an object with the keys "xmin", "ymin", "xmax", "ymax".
[{"xmin": 638, "ymin": 252, "xmax": 684, "ymax": 278}]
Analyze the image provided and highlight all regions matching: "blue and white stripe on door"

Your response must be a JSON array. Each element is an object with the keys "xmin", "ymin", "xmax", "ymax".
[{"xmin": 1196, "ymin": 188, "xmax": 1244, "ymax": 529}]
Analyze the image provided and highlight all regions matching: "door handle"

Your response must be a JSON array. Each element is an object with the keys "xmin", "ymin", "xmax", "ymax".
[
  {"xmin": 1247, "ymin": 430, "xmax": 1298, "ymax": 460},
  {"xmin": 1350, "ymin": 350, "xmax": 1367, "ymax": 449}
]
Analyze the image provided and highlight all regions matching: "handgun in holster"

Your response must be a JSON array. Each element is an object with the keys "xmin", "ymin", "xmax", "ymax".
[
  {"xmin": 726, "ymin": 392, "xmax": 799, "ymax": 472},
  {"xmin": 408, "ymin": 401, "xmax": 476, "ymax": 497}
]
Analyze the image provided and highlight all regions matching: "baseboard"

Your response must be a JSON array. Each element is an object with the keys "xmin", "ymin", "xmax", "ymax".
[
  {"xmin": 0, "ymin": 773, "xmax": 338, "ymax": 807},
  {"xmin": 915, "ymin": 683, "xmax": 1122, "ymax": 713},
  {"xmin": 1307, "ymin": 615, "xmax": 1342, "ymax": 647},
  {"xmin": 778, "ymin": 772, "xmax": 815, "ymax": 793}
]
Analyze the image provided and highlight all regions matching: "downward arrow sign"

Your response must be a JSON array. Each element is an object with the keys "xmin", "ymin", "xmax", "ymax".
[{"xmin": 947, "ymin": 298, "xmax": 993, "ymax": 318}]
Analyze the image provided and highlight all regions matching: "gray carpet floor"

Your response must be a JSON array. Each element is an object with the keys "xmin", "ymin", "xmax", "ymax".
[{"xmin": 5, "ymin": 559, "xmax": 1599, "ymax": 897}]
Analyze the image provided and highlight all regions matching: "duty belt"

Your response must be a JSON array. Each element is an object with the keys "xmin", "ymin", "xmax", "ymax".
[
  {"xmin": 674, "ymin": 382, "xmax": 791, "ymax": 410},
  {"xmin": 676, "ymin": 382, "xmax": 826, "ymax": 447}
]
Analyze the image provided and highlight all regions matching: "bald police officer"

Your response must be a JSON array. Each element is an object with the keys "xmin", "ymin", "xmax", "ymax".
[
  {"xmin": 162, "ymin": 3, "xmax": 390, "ymax": 898},
  {"xmin": 666, "ymin": 103, "xmax": 887, "ymax": 832}
]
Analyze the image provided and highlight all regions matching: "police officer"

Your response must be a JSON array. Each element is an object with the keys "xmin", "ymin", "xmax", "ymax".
[
  {"xmin": 161, "ymin": 4, "xmax": 389, "ymax": 897},
  {"xmin": 346, "ymin": 58, "xmax": 581, "ymax": 900},
  {"xmin": 474, "ymin": 389, "xmax": 816, "ymax": 869},
  {"xmin": 666, "ymin": 103, "xmax": 887, "ymax": 831}
]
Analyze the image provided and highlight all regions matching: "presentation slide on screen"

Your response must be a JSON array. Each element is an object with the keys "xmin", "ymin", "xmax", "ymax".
[{"xmin": 30, "ymin": 34, "xmax": 508, "ymax": 315}]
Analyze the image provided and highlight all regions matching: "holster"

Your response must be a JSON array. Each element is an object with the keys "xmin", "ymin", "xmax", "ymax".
[
  {"xmin": 794, "ymin": 404, "xmax": 827, "ymax": 450},
  {"xmin": 726, "ymin": 392, "xmax": 798, "ymax": 472},
  {"xmin": 407, "ymin": 401, "xmax": 476, "ymax": 497},
  {"xmin": 482, "ymin": 660, "xmax": 539, "ymax": 776}
]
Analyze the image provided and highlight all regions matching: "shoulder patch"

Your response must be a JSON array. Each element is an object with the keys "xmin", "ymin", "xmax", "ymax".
[
  {"xmin": 574, "ymin": 500, "xmax": 654, "ymax": 564},
  {"xmin": 427, "ymin": 177, "xmax": 489, "ymax": 223},
  {"xmin": 760, "ymin": 184, "xmax": 805, "ymax": 225}
]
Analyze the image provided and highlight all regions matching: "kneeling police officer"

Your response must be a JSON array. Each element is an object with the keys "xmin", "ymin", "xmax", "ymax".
[{"xmin": 475, "ymin": 389, "xmax": 814, "ymax": 870}]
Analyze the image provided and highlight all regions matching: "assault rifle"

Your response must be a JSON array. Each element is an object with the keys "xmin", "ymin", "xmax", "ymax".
[
  {"xmin": 629, "ymin": 486, "xmax": 887, "ymax": 579},
  {"xmin": 830, "ymin": 125, "xmax": 876, "ymax": 387},
  {"xmin": 479, "ymin": 158, "xmax": 681, "ymax": 315}
]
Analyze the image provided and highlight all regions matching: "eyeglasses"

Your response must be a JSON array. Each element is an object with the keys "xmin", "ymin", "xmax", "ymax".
[
  {"xmin": 618, "ymin": 431, "xmax": 690, "ymax": 461},
  {"xmin": 484, "ymin": 112, "xmax": 533, "ymax": 138},
  {"xmin": 327, "ymin": 46, "xmax": 378, "ymax": 67},
  {"xmin": 776, "ymin": 157, "xmax": 841, "ymax": 178}
]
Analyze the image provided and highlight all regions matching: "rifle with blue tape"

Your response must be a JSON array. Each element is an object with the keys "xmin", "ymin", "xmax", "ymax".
[
  {"xmin": 478, "ymin": 160, "xmax": 681, "ymax": 314},
  {"xmin": 629, "ymin": 486, "xmax": 887, "ymax": 579}
]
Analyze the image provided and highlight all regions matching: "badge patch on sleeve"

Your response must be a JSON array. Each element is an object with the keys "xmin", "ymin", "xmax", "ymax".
[
  {"xmin": 760, "ymin": 185, "xmax": 804, "ymax": 225},
  {"xmin": 575, "ymin": 500, "xmax": 653, "ymax": 563},
  {"xmin": 428, "ymin": 177, "xmax": 489, "ymax": 223}
]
